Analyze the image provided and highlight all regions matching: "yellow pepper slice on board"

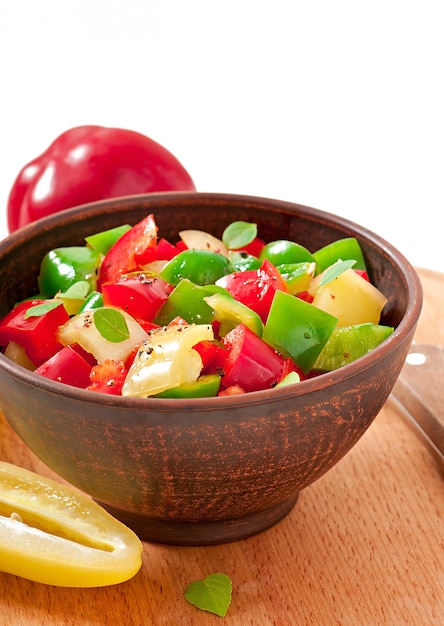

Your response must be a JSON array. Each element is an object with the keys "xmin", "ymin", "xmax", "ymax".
[{"xmin": 0, "ymin": 461, "xmax": 143, "ymax": 587}]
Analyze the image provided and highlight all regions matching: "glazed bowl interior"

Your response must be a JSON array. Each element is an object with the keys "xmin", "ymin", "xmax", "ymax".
[{"xmin": 0, "ymin": 192, "xmax": 422, "ymax": 544}]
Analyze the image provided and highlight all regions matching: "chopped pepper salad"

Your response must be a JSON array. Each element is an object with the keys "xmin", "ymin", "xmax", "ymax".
[{"xmin": 0, "ymin": 215, "xmax": 393, "ymax": 398}]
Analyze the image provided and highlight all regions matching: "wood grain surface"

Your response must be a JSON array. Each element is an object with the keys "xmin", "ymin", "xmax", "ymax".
[{"xmin": 0, "ymin": 267, "xmax": 443, "ymax": 626}]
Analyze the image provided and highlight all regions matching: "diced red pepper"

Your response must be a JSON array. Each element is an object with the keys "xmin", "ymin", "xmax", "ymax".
[
  {"xmin": 220, "ymin": 323, "xmax": 285, "ymax": 392},
  {"xmin": 296, "ymin": 290, "xmax": 314, "ymax": 304},
  {"xmin": 133, "ymin": 319, "xmax": 161, "ymax": 334},
  {"xmin": 239, "ymin": 236, "xmax": 266, "ymax": 257},
  {"xmin": 70, "ymin": 342, "xmax": 98, "ymax": 366},
  {"xmin": 98, "ymin": 214, "xmax": 158, "ymax": 287},
  {"xmin": 193, "ymin": 340, "xmax": 226, "ymax": 373},
  {"xmin": 87, "ymin": 359, "xmax": 127, "ymax": 395},
  {"xmin": 156, "ymin": 237, "xmax": 181, "ymax": 260},
  {"xmin": 102, "ymin": 275, "xmax": 172, "ymax": 322},
  {"xmin": 34, "ymin": 345, "xmax": 93, "ymax": 388},
  {"xmin": 175, "ymin": 240, "xmax": 188, "ymax": 252},
  {"xmin": 279, "ymin": 357, "xmax": 307, "ymax": 383},
  {"xmin": 354, "ymin": 269, "xmax": 370, "ymax": 282},
  {"xmin": 0, "ymin": 300, "xmax": 69, "ymax": 366},
  {"xmin": 216, "ymin": 258, "xmax": 288, "ymax": 323}
]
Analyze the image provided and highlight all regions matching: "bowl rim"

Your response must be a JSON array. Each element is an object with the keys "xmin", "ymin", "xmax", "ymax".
[{"xmin": 0, "ymin": 191, "xmax": 423, "ymax": 410}]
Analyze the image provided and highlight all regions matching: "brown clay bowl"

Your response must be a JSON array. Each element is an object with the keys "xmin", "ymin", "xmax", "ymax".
[{"xmin": 0, "ymin": 192, "xmax": 422, "ymax": 545}]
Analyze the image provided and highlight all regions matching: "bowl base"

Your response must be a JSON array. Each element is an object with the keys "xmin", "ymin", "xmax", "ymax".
[{"xmin": 98, "ymin": 493, "xmax": 300, "ymax": 545}]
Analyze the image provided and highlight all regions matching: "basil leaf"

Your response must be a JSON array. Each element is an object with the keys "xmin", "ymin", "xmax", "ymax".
[
  {"xmin": 58, "ymin": 280, "xmax": 90, "ymax": 300},
  {"xmin": 94, "ymin": 308, "xmax": 130, "ymax": 343},
  {"xmin": 320, "ymin": 259, "xmax": 356, "ymax": 286},
  {"xmin": 222, "ymin": 221, "xmax": 257, "ymax": 250},
  {"xmin": 184, "ymin": 573, "xmax": 232, "ymax": 617},
  {"xmin": 24, "ymin": 301, "xmax": 63, "ymax": 319}
]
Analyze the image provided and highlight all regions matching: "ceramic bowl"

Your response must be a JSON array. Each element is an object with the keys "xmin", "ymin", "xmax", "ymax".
[{"xmin": 0, "ymin": 192, "xmax": 422, "ymax": 545}]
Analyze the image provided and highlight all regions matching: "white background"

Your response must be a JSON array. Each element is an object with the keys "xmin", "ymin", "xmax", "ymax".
[{"xmin": 1, "ymin": 1, "xmax": 443, "ymax": 272}]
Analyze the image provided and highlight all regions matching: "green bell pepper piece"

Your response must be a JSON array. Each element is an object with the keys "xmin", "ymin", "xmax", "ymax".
[
  {"xmin": 85, "ymin": 224, "xmax": 131, "ymax": 255},
  {"xmin": 154, "ymin": 279, "xmax": 222, "ymax": 325},
  {"xmin": 263, "ymin": 290, "xmax": 338, "ymax": 373},
  {"xmin": 227, "ymin": 250, "xmax": 261, "ymax": 272},
  {"xmin": 38, "ymin": 247, "xmax": 102, "ymax": 298},
  {"xmin": 204, "ymin": 292, "xmax": 263, "ymax": 337},
  {"xmin": 159, "ymin": 249, "xmax": 231, "ymax": 286},
  {"xmin": 313, "ymin": 323, "xmax": 394, "ymax": 371},
  {"xmin": 259, "ymin": 240, "xmax": 315, "ymax": 266},
  {"xmin": 313, "ymin": 237, "xmax": 367, "ymax": 273},
  {"xmin": 277, "ymin": 261, "xmax": 315, "ymax": 295},
  {"xmin": 154, "ymin": 374, "xmax": 221, "ymax": 398},
  {"xmin": 79, "ymin": 290, "xmax": 104, "ymax": 313},
  {"xmin": 274, "ymin": 371, "xmax": 301, "ymax": 388}
]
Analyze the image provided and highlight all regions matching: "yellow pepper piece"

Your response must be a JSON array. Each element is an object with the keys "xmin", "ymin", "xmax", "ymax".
[
  {"xmin": 0, "ymin": 461, "xmax": 142, "ymax": 587},
  {"xmin": 123, "ymin": 323, "xmax": 214, "ymax": 398},
  {"xmin": 311, "ymin": 267, "xmax": 387, "ymax": 327}
]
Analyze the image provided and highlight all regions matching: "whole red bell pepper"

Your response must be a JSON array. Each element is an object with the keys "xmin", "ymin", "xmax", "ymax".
[{"xmin": 7, "ymin": 125, "xmax": 196, "ymax": 232}]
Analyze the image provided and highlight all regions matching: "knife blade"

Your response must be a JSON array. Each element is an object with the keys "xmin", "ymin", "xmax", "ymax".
[{"xmin": 390, "ymin": 342, "xmax": 444, "ymax": 466}]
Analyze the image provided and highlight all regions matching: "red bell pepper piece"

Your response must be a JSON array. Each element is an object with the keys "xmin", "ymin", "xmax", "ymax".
[
  {"xmin": 220, "ymin": 323, "xmax": 285, "ymax": 392},
  {"xmin": 354, "ymin": 269, "xmax": 370, "ymax": 282},
  {"xmin": 98, "ymin": 214, "xmax": 159, "ymax": 286},
  {"xmin": 102, "ymin": 275, "xmax": 173, "ymax": 322},
  {"xmin": 34, "ymin": 345, "xmax": 93, "ymax": 388},
  {"xmin": 156, "ymin": 238, "xmax": 181, "ymax": 261},
  {"xmin": 216, "ymin": 258, "xmax": 288, "ymax": 323},
  {"xmin": 238, "ymin": 236, "xmax": 266, "ymax": 257},
  {"xmin": 296, "ymin": 290, "xmax": 314, "ymax": 303},
  {"xmin": 87, "ymin": 359, "xmax": 127, "ymax": 395},
  {"xmin": 279, "ymin": 357, "xmax": 307, "ymax": 383},
  {"xmin": 193, "ymin": 340, "xmax": 226, "ymax": 374},
  {"xmin": 175, "ymin": 240, "xmax": 188, "ymax": 252},
  {"xmin": 0, "ymin": 300, "xmax": 69, "ymax": 366},
  {"xmin": 7, "ymin": 125, "xmax": 196, "ymax": 232}
]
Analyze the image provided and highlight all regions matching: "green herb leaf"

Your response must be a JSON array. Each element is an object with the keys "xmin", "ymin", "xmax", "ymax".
[
  {"xmin": 320, "ymin": 259, "xmax": 356, "ymax": 287},
  {"xmin": 93, "ymin": 308, "xmax": 130, "ymax": 343},
  {"xmin": 184, "ymin": 573, "xmax": 232, "ymax": 617},
  {"xmin": 222, "ymin": 221, "xmax": 257, "ymax": 250},
  {"xmin": 57, "ymin": 280, "xmax": 91, "ymax": 300},
  {"xmin": 24, "ymin": 301, "xmax": 63, "ymax": 319}
]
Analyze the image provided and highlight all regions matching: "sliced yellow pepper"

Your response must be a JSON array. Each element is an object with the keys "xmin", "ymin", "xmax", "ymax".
[
  {"xmin": 0, "ymin": 461, "xmax": 143, "ymax": 587},
  {"xmin": 123, "ymin": 323, "xmax": 214, "ymax": 398}
]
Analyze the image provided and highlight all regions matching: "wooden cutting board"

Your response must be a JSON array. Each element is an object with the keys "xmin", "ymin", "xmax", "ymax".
[{"xmin": 0, "ymin": 266, "xmax": 443, "ymax": 625}]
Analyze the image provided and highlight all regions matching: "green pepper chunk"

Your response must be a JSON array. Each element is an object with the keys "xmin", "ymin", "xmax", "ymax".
[
  {"xmin": 313, "ymin": 237, "xmax": 367, "ymax": 273},
  {"xmin": 259, "ymin": 240, "xmax": 315, "ymax": 266},
  {"xmin": 204, "ymin": 292, "xmax": 263, "ymax": 337},
  {"xmin": 274, "ymin": 371, "xmax": 301, "ymax": 388},
  {"xmin": 263, "ymin": 290, "xmax": 338, "ymax": 373},
  {"xmin": 227, "ymin": 250, "xmax": 261, "ymax": 272},
  {"xmin": 85, "ymin": 224, "xmax": 132, "ymax": 255},
  {"xmin": 159, "ymin": 249, "xmax": 231, "ymax": 286},
  {"xmin": 277, "ymin": 262, "xmax": 315, "ymax": 295},
  {"xmin": 153, "ymin": 374, "xmax": 221, "ymax": 398},
  {"xmin": 38, "ymin": 247, "xmax": 102, "ymax": 298},
  {"xmin": 154, "ymin": 279, "xmax": 223, "ymax": 325},
  {"xmin": 79, "ymin": 290, "xmax": 104, "ymax": 313},
  {"xmin": 313, "ymin": 323, "xmax": 394, "ymax": 371}
]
